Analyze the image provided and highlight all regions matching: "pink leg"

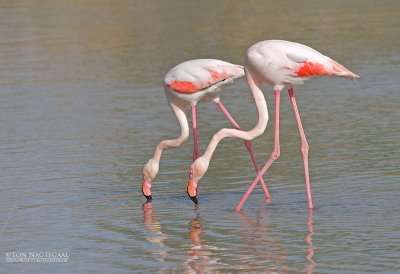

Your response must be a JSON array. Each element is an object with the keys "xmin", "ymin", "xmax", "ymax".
[
  {"xmin": 191, "ymin": 104, "xmax": 199, "ymax": 161},
  {"xmin": 288, "ymin": 87, "xmax": 313, "ymax": 209},
  {"xmin": 235, "ymin": 90, "xmax": 281, "ymax": 211},
  {"xmin": 215, "ymin": 100, "xmax": 270, "ymax": 199}
]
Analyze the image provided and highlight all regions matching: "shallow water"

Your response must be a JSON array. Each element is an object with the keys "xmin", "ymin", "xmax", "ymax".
[{"xmin": 1, "ymin": 0, "xmax": 399, "ymax": 273}]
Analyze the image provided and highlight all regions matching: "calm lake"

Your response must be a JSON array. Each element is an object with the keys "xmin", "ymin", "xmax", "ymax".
[{"xmin": 1, "ymin": 0, "xmax": 399, "ymax": 273}]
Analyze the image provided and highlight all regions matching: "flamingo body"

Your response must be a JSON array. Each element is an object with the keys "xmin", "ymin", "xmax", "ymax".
[
  {"xmin": 186, "ymin": 40, "xmax": 359, "ymax": 210},
  {"xmin": 246, "ymin": 40, "xmax": 359, "ymax": 89},
  {"xmin": 164, "ymin": 59, "xmax": 244, "ymax": 104}
]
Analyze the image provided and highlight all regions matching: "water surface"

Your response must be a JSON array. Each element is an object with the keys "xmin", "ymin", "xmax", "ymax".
[{"xmin": 1, "ymin": 0, "xmax": 399, "ymax": 273}]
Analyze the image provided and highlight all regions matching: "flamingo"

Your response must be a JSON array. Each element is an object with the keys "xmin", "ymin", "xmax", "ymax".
[
  {"xmin": 186, "ymin": 40, "xmax": 359, "ymax": 210},
  {"xmin": 141, "ymin": 59, "xmax": 270, "ymax": 202}
]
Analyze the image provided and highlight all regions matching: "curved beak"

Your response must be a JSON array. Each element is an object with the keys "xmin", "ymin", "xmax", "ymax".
[
  {"xmin": 186, "ymin": 169, "xmax": 198, "ymax": 204},
  {"xmin": 141, "ymin": 179, "xmax": 152, "ymax": 201}
]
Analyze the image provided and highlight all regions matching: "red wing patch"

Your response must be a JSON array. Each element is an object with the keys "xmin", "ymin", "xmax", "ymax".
[
  {"xmin": 169, "ymin": 69, "xmax": 230, "ymax": 94},
  {"xmin": 168, "ymin": 81, "xmax": 200, "ymax": 94},
  {"xmin": 296, "ymin": 62, "xmax": 331, "ymax": 77}
]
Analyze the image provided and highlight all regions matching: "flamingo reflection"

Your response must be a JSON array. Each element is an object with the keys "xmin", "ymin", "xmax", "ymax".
[
  {"xmin": 142, "ymin": 202, "xmax": 167, "ymax": 261},
  {"xmin": 186, "ymin": 209, "xmax": 228, "ymax": 273},
  {"xmin": 238, "ymin": 210, "xmax": 289, "ymax": 273},
  {"xmin": 238, "ymin": 209, "xmax": 316, "ymax": 273},
  {"xmin": 186, "ymin": 211, "xmax": 207, "ymax": 273},
  {"xmin": 305, "ymin": 209, "xmax": 316, "ymax": 273}
]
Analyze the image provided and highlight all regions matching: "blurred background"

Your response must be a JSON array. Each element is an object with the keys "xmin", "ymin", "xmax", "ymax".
[{"xmin": 0, "ymin": 0, "xmax": 399, "ymax": 273}]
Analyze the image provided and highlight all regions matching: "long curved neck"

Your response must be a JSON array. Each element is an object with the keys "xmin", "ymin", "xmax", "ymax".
[
  {"xmin": 202, "ymin": 67, "xmax": 269, "ymax": 161},
  {"xmin": 153, "ymin": 100, "xmax": 189, "ymax": 162}
]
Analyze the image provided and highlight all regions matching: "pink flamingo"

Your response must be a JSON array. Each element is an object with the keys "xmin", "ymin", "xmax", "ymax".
[
  {"xmin": 141, "ymin": 59, "xmax": 270, "ymax": 202},
  {"xmin": 186, "ymin": 40, "xmax": 359, "ymax": 210}
]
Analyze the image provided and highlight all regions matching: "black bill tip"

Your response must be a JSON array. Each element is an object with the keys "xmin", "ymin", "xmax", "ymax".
[
  {"xmin": 189, "ymin": 195, "xmax": 198, "ymax": 204},
  {"xmin": 142, "ymin": 189, "xmax": 152, "ymax": 201}
]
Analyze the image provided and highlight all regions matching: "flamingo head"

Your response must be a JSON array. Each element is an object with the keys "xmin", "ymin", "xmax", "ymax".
[
  {"xmin": 186, "ymin": 156, "xmax": 209, "ymax": 204},
  {"xmin": 142, "ymin": 159, "xmax": 159, "ymax": 201}
]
